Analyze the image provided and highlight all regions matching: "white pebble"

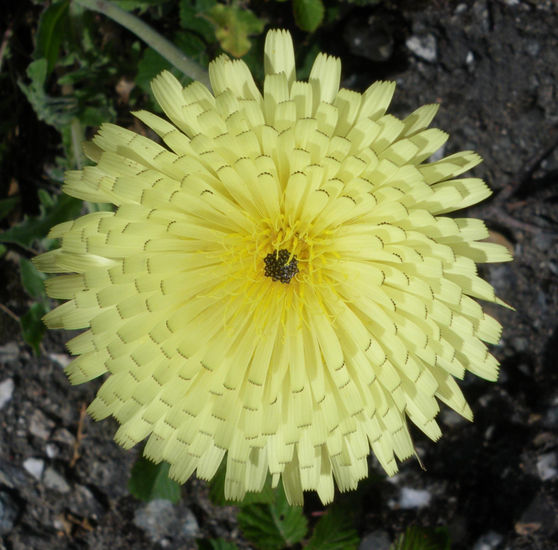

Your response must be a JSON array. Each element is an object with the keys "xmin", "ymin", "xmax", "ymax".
[
  {"xmin": 537, "ymin": 453, "xmax": 557, "ymax": 481},
  {"xmin": 0, "ymin": 378, "xmax": 14, "ymax": 410},
  {"xmin": 23, "ymin": 457, "xmax": 45, "ymax": 481},
  {"xmin": 399, "ymin": 487, "xmax": 431, "ymax": 509}
]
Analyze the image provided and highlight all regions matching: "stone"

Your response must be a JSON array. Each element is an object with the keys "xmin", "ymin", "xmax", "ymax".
[
  {"xmin": 0, "ymin": 343, "xmax": 18, "ymax": 363},
  {"xmin": 406, "ymin": 34, "xmax": 437, "ymax": 62},
  {"xmin": 536, "ymin": 453, "xmax": 557, "ymax": 481},
  {"xmin": 0, "ymin": 379, "xmax": 14, "ymax": 410},
  {"xmin": 398, "ymin": 487, "xmax": 431, "ymax": 509},
  {"xmin": 133, "ymin": 499, "xmax": 199, "ymax": 544},
  {"xmin": 23, "ymin": 458, "xmax": 44, "ymax": 481},
  {"xmin": 67, "ymin": 485, "xmax": 104, "ymax": 520},
  {"xmin": 43, "ymin": 467, "xmax": 70, "ymax": 493},
  {"xmin": 472, "ymin": 531, "xmax": 503, "ymax": 550},
  {"xmin": 29, "ymin": 410, "xmax": 54, "ymax": 440},
  {"xmin": 0, "ymin": 491, "xmax": 19, "ymax": 535},
  {"xmin": 359, "ymin": 530, "xmax": 391, "ymax": 550}
]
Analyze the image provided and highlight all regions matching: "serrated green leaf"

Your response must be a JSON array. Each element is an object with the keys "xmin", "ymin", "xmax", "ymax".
[
  {"xmin": 206, "ymin": 4, "xmax": 264, "ymax": 57},
  {"xmin": 19, "ymin": 59, "xmax": 77, "ymax": 130},
  {"xmin": 128, "ymin": 456, "xmax": 181, "ymax": 503},
  {"xmin": 237, "ymin": 483, "xmax": 308, "ymax": 550},
  {"xmin": 179, "ymin": 0, "xmax": 217, "ymax": 43},
  {"xmin": 0, "ymin": 193, "xmax": 82, "ymax": 249},
  {"xmin": 209, "ymin": 460, "xmax": 274, "ymax": 506},
  {"xmin": 197, "ymin": 538, "xmax": 240, "ymax": 550},
  {"xmin": 20, "ymin": 258, "xmax": 47, "ymax": 300},
  {"xmin": 0, "ymin": 197, "xmax": 19, "ymax": 221},
  {"xmin": 293, "ymin": 0, "xmax": 325, "ymax": 32},
  {"xmin": 306, "ymin": 505, "xmax": 360, "ymax": 550},
  {"xmin": 391, "ymin": 526, "xmax": 451, "ymax": 550},
  {"xmin": 21, "ymin": 302, "xmax": 49, "ymax": 355},
  {"xmin": 35, "ymin": 0, "xmax": 70, "ymax": 74}
]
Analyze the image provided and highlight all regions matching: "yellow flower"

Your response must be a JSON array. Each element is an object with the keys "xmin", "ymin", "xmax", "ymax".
[{"xmin": 35, "ymin": 29, "xmax": 512, "ymax": 505}]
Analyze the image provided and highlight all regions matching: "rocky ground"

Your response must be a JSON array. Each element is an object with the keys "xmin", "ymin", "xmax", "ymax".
[{"xmin": 1, "ymin": 0, "xmax": 558, "ymax": 549}]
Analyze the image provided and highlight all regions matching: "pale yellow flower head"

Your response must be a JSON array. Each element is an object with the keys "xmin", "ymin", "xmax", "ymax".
[{"xmin": 35, "ymin": 29, "xmax": 512, "ymax": 505}]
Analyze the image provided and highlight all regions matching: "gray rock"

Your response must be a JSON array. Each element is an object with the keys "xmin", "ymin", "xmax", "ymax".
[
  {"xmin": 23, "ymin": 458, "xmax": 44, "ymax": 481},
  {"xmin": 29, "ymin": 410, "xmax": 55, "ymax": 440},
  {"xmin": 43, "ymin": 467, "xmax": 70, "ymax": 493},
  {"xmin": 51, "ymin": 428, "xmax": 76, "ymax": 446},
  {"xmin": 133, "ymin": 499, "xmax": 199, "ymax": 544},
  {"xmin": 0, "ymin": 342, "xmax": 19, "ymax": 363},
  {"xmin": 398, "ymin": 487, "xmax": 431, "ymax": 509},
  {"xmin": 0, "ymin": 491, "xmax": 19, "ymax": 535},
  {"xmin": 536, "ymin": 453, "xmax": 557, "ymax": 481},
  {"xmin": 0, "ymin": 379, "xmax": 14, "ymax": 410},
  {"xmin": 406, "ymin": 34, "xmax": 437, "ymax": 63},
  {"xmin": 473, "ymin": 531, "xmax": 503, "ymax": 550},
  {"xmin": 359, "ymin": 530, "xmax": 391, "ymax": 550},
  {"xmin": 0, "ymin": 460, "xmax": 27, "ymax": 490},
  {"xmin": 67, "ymin": 485, "xmax": 104, "ymax": 520}
]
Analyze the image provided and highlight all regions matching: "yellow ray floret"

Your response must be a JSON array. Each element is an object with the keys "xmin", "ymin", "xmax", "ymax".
[{"xmin": 35, "ymin": 28, "xmax": 512, "ymax": 505}]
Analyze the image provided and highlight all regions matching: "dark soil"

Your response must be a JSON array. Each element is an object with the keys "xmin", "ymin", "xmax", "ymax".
[{"xmin": 1, "ymin": 1, "xmax": 558, "ymax": 549}]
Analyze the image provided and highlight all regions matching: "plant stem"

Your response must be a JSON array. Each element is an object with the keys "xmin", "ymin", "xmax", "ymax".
[{"xmin": 74, "ymin": 0, "xmax": 211, "ymax": 88}]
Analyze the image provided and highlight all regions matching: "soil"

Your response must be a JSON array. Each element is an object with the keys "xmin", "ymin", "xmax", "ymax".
[{"xmin": 1, "ymin": 0, "xmax": 558, "ymax": 549}]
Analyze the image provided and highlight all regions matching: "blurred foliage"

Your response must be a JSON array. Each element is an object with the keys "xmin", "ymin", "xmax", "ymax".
[
  {"xmin": 128, "ymin": 456, "xmax": 181, "ymax": 502},
  {"xmin": 391, "ymin": 525, "xmax": 452, "ymax": 550},
  {"xmin": 1, "ymin": 0, "xmax": 452, "ymax": 548}
]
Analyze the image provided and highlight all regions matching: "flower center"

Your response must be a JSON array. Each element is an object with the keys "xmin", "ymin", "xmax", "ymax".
[{"xmin": 263, "ymin": 249, "xmax": 299, "ymax": 284}]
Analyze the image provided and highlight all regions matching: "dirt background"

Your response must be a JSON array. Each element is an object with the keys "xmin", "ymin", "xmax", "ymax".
[{"xmin": 1, "ymin": 0, "xmax": 558, "ymax": 549}]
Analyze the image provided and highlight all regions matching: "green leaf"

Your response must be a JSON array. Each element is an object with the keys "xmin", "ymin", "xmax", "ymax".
[
  {"xmin": 205, "ymin": 4, "xmax": 265, "ymax": 57},
  {"xmin": 0, "ymin": 193, "xmax": 82, "ymax": 249},
  {"xmin": 20, "ymin": 258, "xmax": 47, "ymax": 300},
  {"xmin": 237, "ymin": 483, "xmax": 308, "ymax": 550},
  {"xmin": 128, "ymin": 456, "xmax": 181, "ymax": 503},
  {"xmin": 179, "ymin": 0, "xmax": 217, "ymax": 43},
  {"xmin": 35, "ymin": 0, "xmax": 70, "ymax": 74},
  {"xmin": 306, "ymin": 505, "xmax": 360, "ymax": 550},
  {"xmin": 197, "ymin": 538, "xmax": 240, "ymax": 550},
  {"xmin": 19, "ymin": 59, "xmax": 77, "ymax": 130},
  {"xmin": 293, "ymin": 0, "xmax": 325, "ymax": 32},
  {"xmin": 209, "ymin": 461, "xmax": 274, "ymax": 506},
  {"xmin": 21, "ymin": 302, "xmax": 48, "ymax": 355},
  {"xmin": 0, "ymin": 197, "xmax": 19, "ymax": 221},
  {"xmin": 391, "ymin": 526, "xmax": 451, "ymax": 550}
]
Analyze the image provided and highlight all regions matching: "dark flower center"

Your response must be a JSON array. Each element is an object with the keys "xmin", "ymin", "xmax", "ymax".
[{"xmin": 264, "ymin": 249, "xmax": 299, "ymax": 284}]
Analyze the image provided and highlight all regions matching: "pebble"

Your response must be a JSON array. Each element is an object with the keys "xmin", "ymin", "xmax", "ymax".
[
  {"xmin": 23, "ymin": 458, "xmax": 44, "ymax": 481},
  {"xmin": 472, "ymin": 531, "xmax": 504, "ymax": 550},
  {"xmin": 43, "ymin": 467, "xmax": 70, "ymax": 493},
  {"xmin": 29, "ymin": 410, "xmax": 54, "ymax": 440},
  {"xmin": 398, "ymin": 487, "xmax": 431, "ymax": 509},
  {"xmin": 0, "ymin": 491, "xmax": 19, "ymax": 535},
  {"xmin": 441, "ymin": 409, "xmax": 468, "ymax": 427},
  {"xmin": 45, "ymin": 444, "xmax": 58, "ymax": 459},
  {"xmin": 359, "ymin": 530, "xmax": 391, "ymax": 550},
  {"xmin": 48, "ymin": 353, "xmax": 72, "ymax": 368},
  {"xmin": 133, "ymin": 499, "xmax": 199, "ymax": 544},
  {"xmin": 0, "ymin": 460, "xmax": 27, "ymax": 490},
  {"xmin": 406, "ymin": 34, "xmax": 437, "ymax": 62},
  {"xmin": 51, "ymin": 428, "xmax": 76, "ymax": 447},
  {"xmin": 0, "ymin": 342, "xmax": 19, "ymax": 363},
  {"xmin": 67, "ymin": 485, "xmax": 104, "ymax": 520},
  {"xmin": 536, "ymin": 453, "xmax": 557, "ymax": 481},
  {"xmin": 0, "ymin": 379, "xmax": 14, "ymax": 410}
]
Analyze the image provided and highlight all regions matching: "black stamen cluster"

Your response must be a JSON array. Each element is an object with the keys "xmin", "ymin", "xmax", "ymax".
[{"xmin": 264, "ymin": 249, "xmax": 299, "ymax": 284}]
